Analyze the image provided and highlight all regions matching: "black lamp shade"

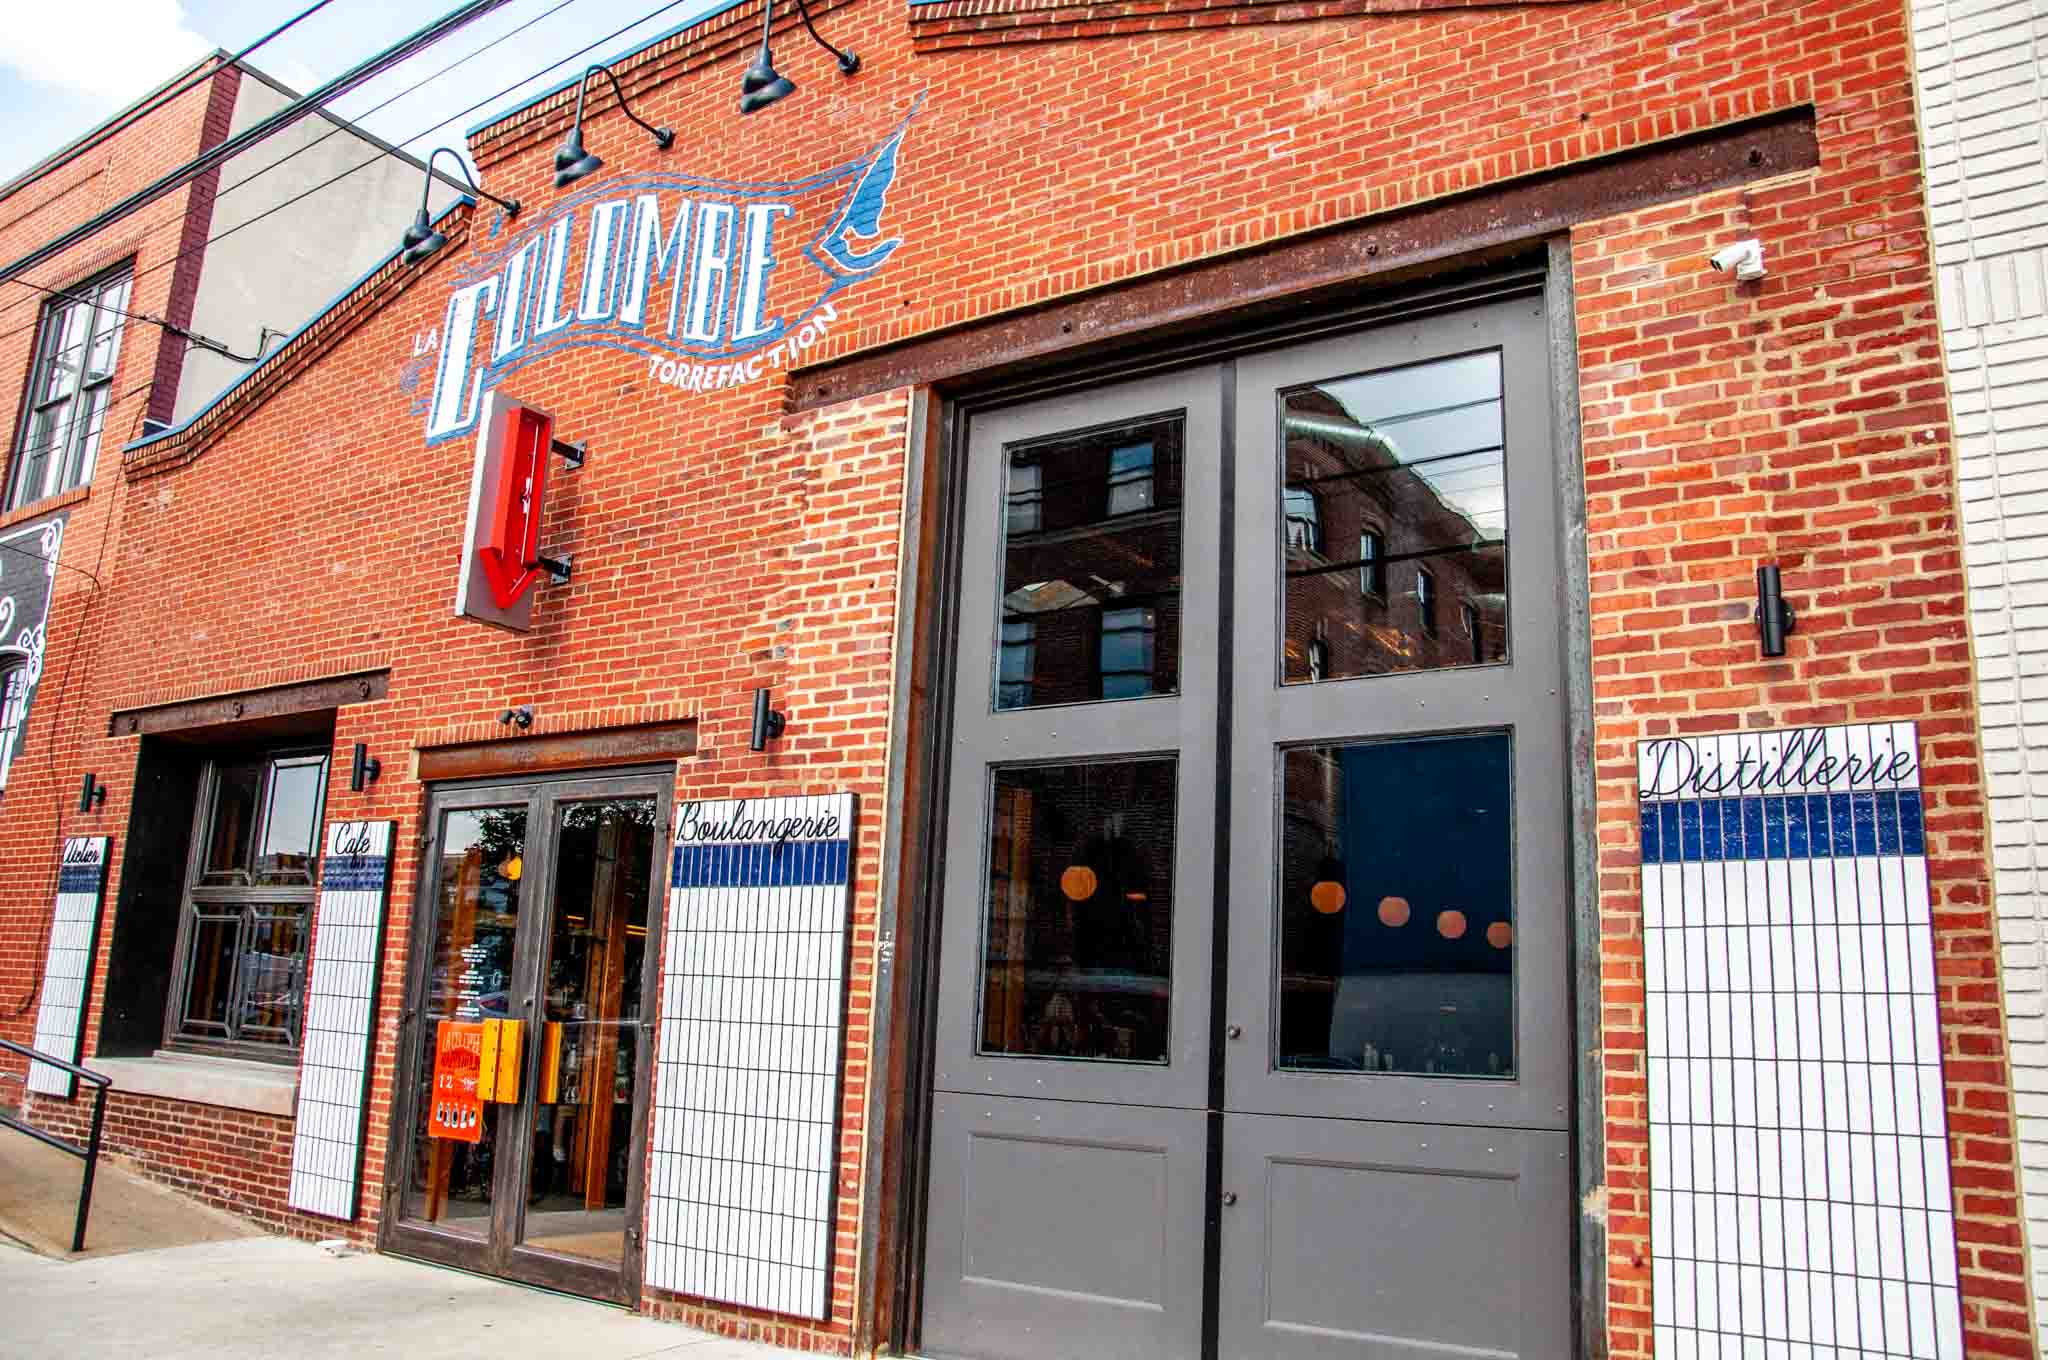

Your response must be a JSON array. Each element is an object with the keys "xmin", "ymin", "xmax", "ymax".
[
  {"xmin": 739, "ymin": 52, "xmax": 796, "ymax": 114},
  {"xmin": 401, "ymin": 207, "xmax": 434, "ymax": 251},
  {"xmin": 553, "ymin": 127, "xmax": 604, "ymax": 187},
  {"xmin": 403, "ymin": 229, "xmax": 448, "ymax": 265}
]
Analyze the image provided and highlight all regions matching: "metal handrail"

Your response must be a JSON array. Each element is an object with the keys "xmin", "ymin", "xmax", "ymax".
[{"xmin": 0, "ymin": 1036, "xmax": 111, "ymax": 1251}]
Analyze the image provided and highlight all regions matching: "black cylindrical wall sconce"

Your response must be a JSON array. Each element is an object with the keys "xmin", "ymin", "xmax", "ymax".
[
  {"xmin": 1756, "ymin": 564, "xmax": 1796, "ymax": 658},
  {"xmin": 750, "ymin": 688, "xmax": 787, "ymax": 752},
  {"xmin": 349, "ymin": 742, "xmax": 382, "ymax": 792}
]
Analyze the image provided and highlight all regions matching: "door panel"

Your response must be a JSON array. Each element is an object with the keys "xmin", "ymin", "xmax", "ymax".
[
  {"xmin": 921, "ymin": 1092, "xmax": 1207, "ymax": 1360},
  {"xmin": 511, "ymin": 793, "xmax": 658, "ymax": 1279},
  {"xmin": 933, "ymin": 366, "xmax": 1221, "ymax": 1113},
  {"xmin": 395, "ymin": 797, "xmax": 530, "ymax": 1247},
  {"xmin": 1217, "ymin": 1114, "xmax": 1570, "ymax": 1360},
  {"xmin": 1226, "ymin": 297, "xmax": 1570, "ymax": 1131}
]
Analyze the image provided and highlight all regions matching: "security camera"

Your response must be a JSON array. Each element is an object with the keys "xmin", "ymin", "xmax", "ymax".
[{"xmin": 1708, "ymin": 238, "xmax": 1765, "ymax": 281}]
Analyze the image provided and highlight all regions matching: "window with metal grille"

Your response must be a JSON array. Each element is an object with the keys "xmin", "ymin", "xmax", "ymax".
[
  {"xmin": 7, "ymin": 267, "xmax": 131, "ymax": 511},
  {"xmin": 169, "ymin": 748, "xmax": 329, "ymax": 1056}
]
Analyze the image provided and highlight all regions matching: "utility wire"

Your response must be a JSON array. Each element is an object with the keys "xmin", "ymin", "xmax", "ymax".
[
  {"xmin": 0, "ymin": 0, "xmax": 704, "ymax": 351},
  {"xmin": 0, "ymin": 0, "xmax": 522, "ymax": 290},
  {"xmin": 9, "ymin": 276, "xmax": 272, "ymax": 363},
  {"xmin": 0, "ymin": 0, "xmax": 340, "ymax": 207},
  {"xmin": 211, "ymin": 0, "xmax": 586, "ymax": 205},
  {"xmin": 0, "ymin": 0, "xmax": 588, "ymax": 340}
]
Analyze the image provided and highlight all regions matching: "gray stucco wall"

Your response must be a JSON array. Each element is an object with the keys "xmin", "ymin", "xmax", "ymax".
[{"xmin": 173, "ymin": 71, "xmax": 462, "ymax": 424}]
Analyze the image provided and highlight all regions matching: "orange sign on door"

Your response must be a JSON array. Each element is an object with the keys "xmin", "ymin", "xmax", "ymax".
[{"xmin": 428, "ymin": 1021, "xmax": 485, "ymax": 1142}]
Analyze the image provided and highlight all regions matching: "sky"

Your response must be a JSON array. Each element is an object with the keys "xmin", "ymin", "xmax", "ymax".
[{"xmin": 0, "ymin": 0, "xmax": 734, "ymax": 186}]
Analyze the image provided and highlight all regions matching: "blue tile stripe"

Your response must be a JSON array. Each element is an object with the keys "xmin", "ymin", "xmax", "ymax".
[
  {"xmin": 671, "ymin": 837, "xmax": 850, "ymax": 889},
  {"xmin": 1639, "ymin": 792, "xmax": 1923, "ymax": 864},
  {"xmin": 320, "ymin": 855, "xmax": 390, "ymax": 893},
  {"xmin": 57, "ymin": 865, "xmax": 104, "ymax": 894}
]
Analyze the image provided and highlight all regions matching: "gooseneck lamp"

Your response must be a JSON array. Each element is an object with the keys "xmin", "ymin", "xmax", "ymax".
[
  {"xmin": 555, "ymin": 64, "xmax": 676, "ymax": 188},
  {"xmin": 740, "ymin": 0, "xmax": 860, "ymax": 115},
  {"xmin": 401, "ymin": 148, "xmax": 519, "ymax": 265}
]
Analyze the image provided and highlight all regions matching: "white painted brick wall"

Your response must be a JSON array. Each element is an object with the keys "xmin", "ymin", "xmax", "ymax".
[{"xmin": 1910, "ymin": 0, "xmax": 2048, "ymax": 1347}]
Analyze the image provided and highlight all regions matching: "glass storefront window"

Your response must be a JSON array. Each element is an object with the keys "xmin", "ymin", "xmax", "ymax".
[
  {"xmin": 980, "ymin": 759, "xmax": 1176, "ymax": 1063},
  {"xmin": 1280, "ymin": 349, "xmax": 1507, "ymax": 684},
  {"xmin": 1277, "ymin": 731, "xmax": 1514, "ymax": 1078},
  {"xmin": 997, "ymin": 415, "xmax": 1183, "ymax": 709}
]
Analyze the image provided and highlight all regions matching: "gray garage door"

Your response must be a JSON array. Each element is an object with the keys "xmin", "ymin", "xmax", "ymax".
[{"xmin": 922, "ymin": 296, "xmax": 1570, "ymax": 1359}]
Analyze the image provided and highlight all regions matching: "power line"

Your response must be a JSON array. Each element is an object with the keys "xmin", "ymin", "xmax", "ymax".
[
  {"xmin": 210, "ymin": 0, "xmax": 587, "ymax": 206},
  {"xmin": 0, "ymin": 0, "xmax": 340, "ymax": 207},
  {"xmin": 0, "ymin": 0, "xmax": 523, "ymax": 290},
  {"xmin": 0, "ymin": 0, "xmax": 705, "ymax": 352},
  {"xmin": 0, "ymin": 0, "xmax": 586, "ymax": 340},
  {"xmin": 9, "ymin": 276, "xmax": 272, "ymax": 363}
]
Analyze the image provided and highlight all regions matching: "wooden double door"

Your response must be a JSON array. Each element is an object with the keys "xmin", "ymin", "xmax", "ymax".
[{"xmin": 384, "ymin": 770, "xmax": 672, "ymax": 1304}]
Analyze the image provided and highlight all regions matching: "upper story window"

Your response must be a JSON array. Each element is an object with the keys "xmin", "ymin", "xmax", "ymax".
[
  {"xmin": 1099, "ymin": 605, "xmax": 1158, "ymax": 699},
  {"xmin": 1283, "ymin": 485, "xmax": 1322, "ymax": 556},
  {"xmin": 1359, "ymin": 529, "xmax": 1386, "ymax": 598},
  {"xmin": 1416, "ymin": 567, "xmax": 1438, "ymax": 638},
  {"xmin": 7, "ymin": 266, "xmax": 131, "ymax": 511},
  {"xmin": 172, "ymin": 747, "xmax": 329, "ymax": 1056},
  {"xmin": 1006, "ymin": 461, "xmax": 1043, "ymax": 535},
  {"xmin": 1106, "ymin": 442, "xmax": 1156, "ymax": 516}
]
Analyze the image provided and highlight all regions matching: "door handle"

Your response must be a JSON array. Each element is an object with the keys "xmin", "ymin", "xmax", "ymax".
[
  {"xmin": 1221, "ymin": 1192, "xmax": 1238, "ymax": 1207},
  {"xmin": 1226, "ymin": 1025, "xmax": 1243, "ymax": 1040}
]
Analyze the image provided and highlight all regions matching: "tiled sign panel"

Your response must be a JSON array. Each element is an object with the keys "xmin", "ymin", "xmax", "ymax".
[
  {"xmin": 27, "ymin": 836, "xmax": 110, "ymax": 1098},
  {"xmin": 646, "ymin": 795, "xmax": 855, "ymax": 1320},
  {"xmin": 287, "ymin": 820, "xmax": 395, "ymax": 1221},
  {"xmin": 1638, "ymin": 724, "xmax": 1963, "ymax": 1358}
]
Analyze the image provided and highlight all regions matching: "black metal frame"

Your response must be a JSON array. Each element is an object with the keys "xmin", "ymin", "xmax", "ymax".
[
  {"xmin": 0, "ymin": 1037, "xmax": 110, "ymax": 1252},
  {"xmin": 162, "ymin": 744, "xmax": 331, "ymax": 1062},
  {"xmin": 378, "ymin": 766, "xmax": 675, "ymax": 1307}
]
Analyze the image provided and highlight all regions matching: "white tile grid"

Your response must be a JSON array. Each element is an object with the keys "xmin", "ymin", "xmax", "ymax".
[
  {"xmin": 1643, "ymin": 725, "xmax": 1966, "ymax": 1359},
  {"xmin": 645, "ymin": 794, "xmax": 853, "ymax": 1322},
  {"xmin": 286, "ymin": 821, "xmax": 394, "ymax": 1222},
  {"xmin": 27, "ymin": 837, "xmax": 110, "ymax": 1099}
]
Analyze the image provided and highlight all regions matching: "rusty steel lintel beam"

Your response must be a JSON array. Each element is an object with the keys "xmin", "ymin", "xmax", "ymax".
[
  {"xmin": 416, "ymin": 721, "xmax": 698, "ymax": 782},
  {"xmin": 111, "ymin": 670, "xmax": 390, "ymax": 737},
  {"xmin": 788, "ymin": 107, "xmax": 1819, "ymax": 411}
]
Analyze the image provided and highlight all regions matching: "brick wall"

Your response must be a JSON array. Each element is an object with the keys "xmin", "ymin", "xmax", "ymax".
[
  {"xmin": 1572, "ymin": 95, "xmax": 2036, "ymax": 1360},
  {"xmin": 30, "ymin": 1090, "xmax": 356, "ymax": 1242},
  {"xmin": 0, "ymin": 59, "xmax": 230, "ymax": 1094},
  {"xmin": 0, "ymin": 0, "xmax": 2033, "ymax": 1352}
]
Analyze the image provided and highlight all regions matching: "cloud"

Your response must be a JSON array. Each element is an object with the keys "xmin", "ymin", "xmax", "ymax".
[{"xmin": 3, "ymin": 0, "xmax": 213, "ymax": 103}]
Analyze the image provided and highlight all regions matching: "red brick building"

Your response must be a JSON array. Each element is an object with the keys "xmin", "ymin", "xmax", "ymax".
[{"xmin": 2, "ymin": 0, "xmax": 2036, "ymax": 1355}]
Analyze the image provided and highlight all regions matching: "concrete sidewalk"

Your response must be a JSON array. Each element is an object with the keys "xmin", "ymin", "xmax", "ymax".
[
  {"xmin": 0, "ymin": 1126, "xmax": 257, "ymax": 1259},
  {"xmin": 0, "ymin": 1235, "xmax": 805, "ymax": 1359}
]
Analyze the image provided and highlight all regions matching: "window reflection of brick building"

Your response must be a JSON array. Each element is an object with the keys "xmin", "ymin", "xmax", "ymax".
[
  {"xmin": 1279, "ymin": 359, "xmax": 1508, "ymax": 685},
  {"xmin": 999, "ymin": 417, "xmax": 1185, "ymax": 708},
  {"xmin": 981, "ymin": 760, "xmax": 1176, "ymax": 1064}
]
